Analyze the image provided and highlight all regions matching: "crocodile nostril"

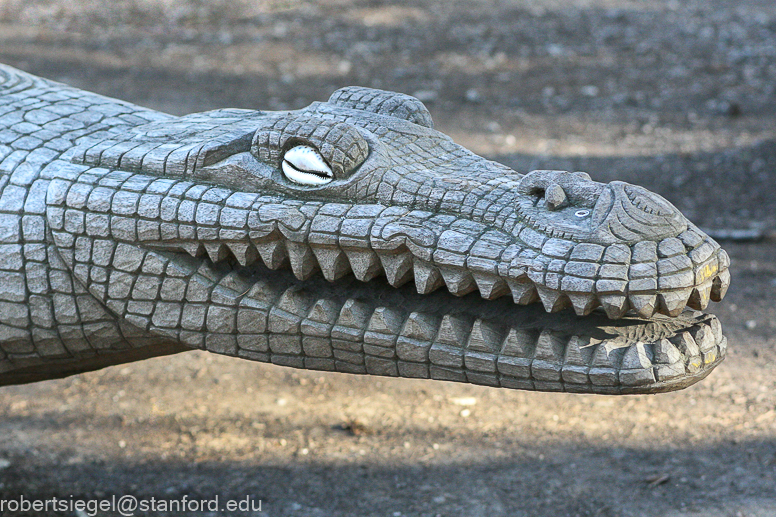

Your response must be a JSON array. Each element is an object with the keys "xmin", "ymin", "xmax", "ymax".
[
  {"xmin": 545, "ymin": 183, "xmax": 568, "ymax": 211},
  {"xmin": 527, "ymin": 187, "xmax": 545, "ymax": 207}
]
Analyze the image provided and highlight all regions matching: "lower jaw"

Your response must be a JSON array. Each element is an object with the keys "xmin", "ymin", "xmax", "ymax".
[{"xmin": 128, "ymin": 253, "xmax": 726, "ymax": 395}]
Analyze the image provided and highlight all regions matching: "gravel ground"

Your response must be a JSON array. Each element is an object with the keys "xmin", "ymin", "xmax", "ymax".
[{"xmin": 0, "ymin": 1, "xmax": 775, "ymax": 516}]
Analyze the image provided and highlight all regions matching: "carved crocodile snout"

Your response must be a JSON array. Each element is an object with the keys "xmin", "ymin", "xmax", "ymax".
[{"xmin": 512, "ymin": 170, "xmax": 729, "ymax": 318}]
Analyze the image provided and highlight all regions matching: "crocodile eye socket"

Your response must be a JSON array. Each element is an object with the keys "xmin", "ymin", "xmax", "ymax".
[
  {"xmin": 281, "ymin": 145, "xmax": 334, "ymax": 185},
  {"xmin": 253, "ymin": 115, "xmax": 370, "ymax": 186}
]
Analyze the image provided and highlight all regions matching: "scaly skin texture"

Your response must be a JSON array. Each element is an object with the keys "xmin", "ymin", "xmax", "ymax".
[{"xmin": 0, "ymin": 64, "xmax": 729, "ymax": 393}]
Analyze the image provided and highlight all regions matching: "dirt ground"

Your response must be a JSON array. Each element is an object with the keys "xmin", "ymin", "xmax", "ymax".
[{"xmin": 0, "ymin": 1, "xmax": 775, "ymax": 515}]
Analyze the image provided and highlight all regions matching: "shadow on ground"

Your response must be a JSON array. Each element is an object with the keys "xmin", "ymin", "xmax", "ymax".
[{"xmin": 2, "ymin": 433, "xmax": 775, "ymax": 517}]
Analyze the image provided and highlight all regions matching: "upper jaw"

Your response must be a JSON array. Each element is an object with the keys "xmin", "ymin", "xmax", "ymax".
[
  {"xmin": 52, "ymin": 160, "xmax": 730, "ymax": 322},
  {"xmin": 62, "ymin": 106, "xmax": 730, "ymax": 320}
]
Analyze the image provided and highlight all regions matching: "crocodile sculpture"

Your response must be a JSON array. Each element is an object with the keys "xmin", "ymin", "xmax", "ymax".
[{"xmin": 0, "ymin": 64, "xmax": 730, "ymax": 393}]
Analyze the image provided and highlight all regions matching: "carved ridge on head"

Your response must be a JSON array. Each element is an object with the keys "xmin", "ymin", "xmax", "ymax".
[{"xmin": 328, "ymin": 86, "xmax": 435, "ymax": 129}]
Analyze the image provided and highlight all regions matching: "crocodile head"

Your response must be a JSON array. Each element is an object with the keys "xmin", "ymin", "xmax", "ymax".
[{"xmin": 45, "ymin": 86, "xmax": 729, "ymax": 394}]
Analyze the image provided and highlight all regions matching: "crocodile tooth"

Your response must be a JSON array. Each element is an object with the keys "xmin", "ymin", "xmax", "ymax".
[
  {"xmin": 472, "ymin": 273, "xmax": 509, "ymax": 300},
  {"xmin": 536, "ymin": 286, "xmax": 571, "ymax": 313},
  {"xmin": 619, "ymin": 343, "xmax": 656, "ymax": 386},
  {"xmin": 242, "ymin": 277, "xmax": 274, "ymax": 301},
  {"xmin": 256, "ymin": 240, "xmax": 288, "ymax": 270},
  {"xmin": 568, "ymin": 293, "xmax": 599, "ymax": 316},
  {"xmin": 534, "ymin": 330, "xmax": 566, "ymax": 361},
  {"xmin": 181, "ymin": 242, "xmax": 203, "ymax": 257},
  {"xmin": 345, "ymin": 250, "xmax": 382, "ymax": 282},
  {"xmin": 219, "ymin": 270, "xmax": 254, "ymax": 295},
  {"xmin": 367, "ymin": 307, "xmax": 404, "ymax": 334},
  {"xmin": 335, "ymin": 299, "xmax": 373, "ymax": 329},
  {"xmin": 507, "ymin": 278, "xmax": 539, "ymax": 305},
  {"xmin": 563, "ymin": 335, "xmax": 592, "ymax": 366},
  {"xmin": 500, "ymin": 327, "xmax": 536, "ymax": 357},
  {"xmin": 205, "ymin": 243, "xmax": 229, "ymax": 262},
  {"xmin": 413, "ymin": 260, "xmax": 444, "ymax": 294},
  {"xmin": 467, "ymin": 319, "xmax": 505, "ymax": 352},
  {"xmin": 378, "ymin": 251, "xmax": 414, "ymax": 287},
  {"xmin": 686, "ymin": 280, "xmax": 712, "ymax": 310},
  {"xmin": 274, "ymin": 286, "xmax": 314, "ymax": 316},
  {"xmin": 652, "ymin": 338, "xmax": 682, "ymax": 364},
  {"xmin": 287, "ymin": 242, "xmax": 320, "ymax": 281},
  {"xmin": 670, "ymin": 331, "xmax": 700, "ymax": 356},
  {"xmin": 312, "ymin": 247, "xmax": 351, "ymax": 282},
  {"xmin": 621, "ymin": 343, "xmax": 653, "ymax": 369},
  {"xmin": 598, "ymin": 294, "xmax": 630, "ymax": 319},
  {"xmin": 717, "ymin": 336, "xmax": 728, "ymax": 357},
  {"xmin": 710, "ymin": 269, "xmax": 730, "ymax": 302},
  {"xmin": 440, "ymin": 268, "xmax": 477, "ymax": 296},
  {"xmin": 629, "ymin": 293, "xmax": 657, "ymax": 318},
  {"xmin": 708, "ymin": 316, "xmax": 724, "ymax": 343},
  {"xmin": 591, "ymin": 340, "xmax": 624, "ymax": 368},
  {"xmin": 227, "ymin": 242, "xmax": 258, "ymax": 266},
  {"xmin": 657, "ymin": 288, "xmax": 692, "ymax": 317},
  {"xmin": 669, "ymin": 331, "xmax": 702, "ymax": 372},
  {"xmin": 561, "ymin": 336, "xmax": 592, "ymax": 385},
  {"xmin": 689, "ymin": 325, "xmax": 716, "ymax": 354},
  {"xmin": 400, "ymin": 311, "xmax": 439, "ymax": 341},
  {"xmin": 717, "ymin": 248, "xmax": 731, "ymax": 269},
  {"xmin": 306, "ymin": 298, "xmax": 341, "ymax": 324},
  {"xmin": 435, "ymin": 313, "xmax": 473, "ymax": 346}
]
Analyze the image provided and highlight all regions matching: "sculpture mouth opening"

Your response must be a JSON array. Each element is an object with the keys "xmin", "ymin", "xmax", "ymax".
[
  {"xmin": 45, "ymin": 165, "xmax": 728, "ymax": 395},
  {"xmin": 145, "ymin": 246, "xmax": 730, "ymax": 395}
]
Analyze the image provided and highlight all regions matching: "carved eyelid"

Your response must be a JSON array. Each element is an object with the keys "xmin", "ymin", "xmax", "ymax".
[{"xmin": 252, "ymin": 114, "xmax": 369, "ymax": 179}]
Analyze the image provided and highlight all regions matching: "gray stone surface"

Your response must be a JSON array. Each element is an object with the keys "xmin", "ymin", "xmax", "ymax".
[{"xmin": 0, "ymin": 63, "xmax": 730, "ymax": 393}]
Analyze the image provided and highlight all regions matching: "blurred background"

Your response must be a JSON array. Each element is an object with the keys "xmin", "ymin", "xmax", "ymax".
[{"xmin": 0, "ymin": 1, "xmax": 775, "ymax": 515}]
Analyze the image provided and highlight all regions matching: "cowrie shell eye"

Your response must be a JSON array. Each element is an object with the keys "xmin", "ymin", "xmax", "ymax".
[
  {"xmin": 282, "ymin": 145, "xmax": 334, "ymax": 185},
  {"xmin": 575, "ymin": 209, "xmax": 590, "ymax": 218}
]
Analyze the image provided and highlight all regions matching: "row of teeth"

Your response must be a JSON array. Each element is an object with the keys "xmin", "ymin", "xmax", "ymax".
[{"xmin": 165, "ymin": 237, "xmax": 730, "ymax": 320}]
